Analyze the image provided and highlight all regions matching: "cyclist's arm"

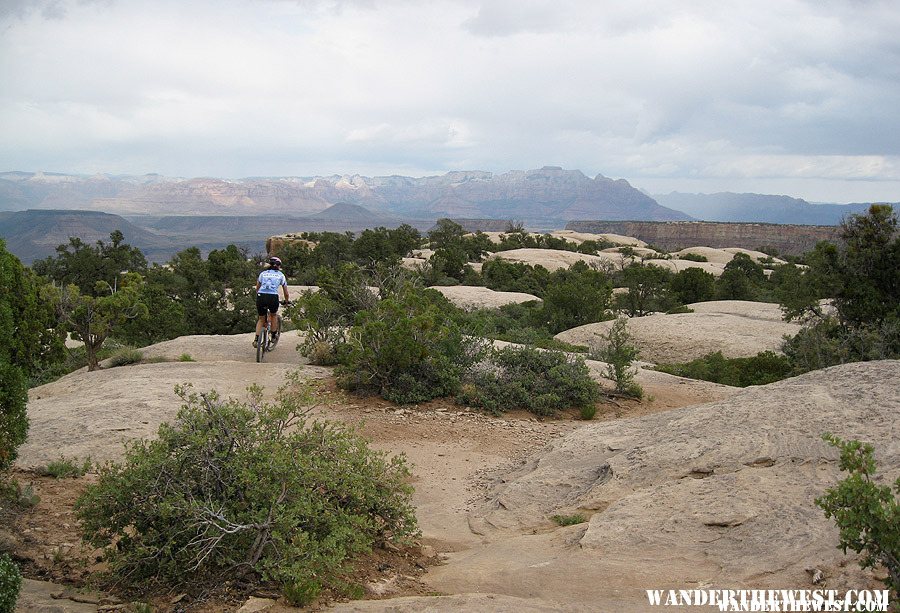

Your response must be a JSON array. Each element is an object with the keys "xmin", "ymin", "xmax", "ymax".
[{"xmin": 281, "ymin": 277, "xmax": 289, "ymax": 302}]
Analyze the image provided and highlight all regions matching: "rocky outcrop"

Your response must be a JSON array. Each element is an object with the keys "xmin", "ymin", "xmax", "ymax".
[
  {"xmin": 555, "ymin": 311, "xmax": 802, "ymax": 363},
  {"xmin": 430, "ymin": 286, "xmax": 541, "ymax": 311},
  {"xmin": 488, "ymin": 248, "xmax": 624, "ymax": 272},
  {"xmin": 428, "ymin": 361, "xmax": 900, "ymax": 608},
  {"xmin": 565, "ymin": 220, "xmax": 841, "ymax": 255}
]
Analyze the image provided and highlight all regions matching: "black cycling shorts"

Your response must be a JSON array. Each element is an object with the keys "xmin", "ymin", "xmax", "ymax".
[{"xmin": 256, "ymin": 293, "xmax": 280, "ymax": 316}]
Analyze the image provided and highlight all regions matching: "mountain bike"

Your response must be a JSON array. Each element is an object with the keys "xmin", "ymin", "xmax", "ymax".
[{"xmin": 256, "ymin": 301, "xmax": 287, "ymax": 363}]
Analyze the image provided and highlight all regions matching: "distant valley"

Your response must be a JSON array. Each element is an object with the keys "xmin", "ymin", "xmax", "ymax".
[{"xmin": 0, "ymin": 205, "xmax": 433, "ymax": 263}]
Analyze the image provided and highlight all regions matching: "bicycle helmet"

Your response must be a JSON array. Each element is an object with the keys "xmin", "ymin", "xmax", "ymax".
[{"xmin": 268, "ymin": 256, "xmax": 282, "ymax": 268}]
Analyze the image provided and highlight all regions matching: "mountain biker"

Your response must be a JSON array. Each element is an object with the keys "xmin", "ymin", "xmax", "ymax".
[{"xmin": 255, "ymin": 256, "xmax": 289, "ymax": 348}]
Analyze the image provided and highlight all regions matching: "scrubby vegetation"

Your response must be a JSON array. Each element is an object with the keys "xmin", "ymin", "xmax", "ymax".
[
  {"xmin": 550, "ymin": 514, "xmax": 587, "ymax": 526},
  {"xmin": 0, "ymin": 553, "xmax": 22, "ymax": 613},
  {"xmin": 454, "ymin": 302, "xmax": 585, "ymax": 352},
  {"xmin": 458, "ymin": 345, "xmax": 600, "ymax": 418},
  {"xmin": 655, "ymin": 351, "xmax": 792, "ymax": 387},
  {"xmin": 779, "ymin": 205, "xmax": 900, "ymax": 373},
  {"xmin": 107, "ymin": 347, "xmax": 144, "ymax": 367},
  {"xmin": 2, "ymin": 239, "xmax": 64, "ymax": 469},
  {"xmin": 37, "ymin": 456, "xmax": 92, "ymax": 479},
  {"xmin": 591, "ymin": 318, "xmax": 643, "ymax": 398},
  {"xmin": 75, "ymin": 381, "xmax": 417, "ymax": 602},
  {"xmin": 337, "ymin": 287, "xmax": 485, "ymax": 404},
  {"xmin": 816, "ymin": 435, "xmax": 899, "ymax": 598}
]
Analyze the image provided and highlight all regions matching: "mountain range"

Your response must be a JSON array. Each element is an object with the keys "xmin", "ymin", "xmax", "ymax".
[
  {"xmin": 653, "ymin": 191, "xmax": 894, "ymax": 225},
  {"xmin": 0, "ymin": 168, "xmax": 688, "ymax": 224}
]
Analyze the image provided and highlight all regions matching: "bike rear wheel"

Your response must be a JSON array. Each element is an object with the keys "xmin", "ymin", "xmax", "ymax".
[{"xmin": 256, "ymin": 328, "xmax": 268, "ymax": 363}]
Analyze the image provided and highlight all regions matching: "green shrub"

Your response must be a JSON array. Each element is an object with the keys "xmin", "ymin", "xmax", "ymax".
[
  {"xmin": 815, "ymin": 435, "xmax": 899, "ymax": 598},
  {"xmin": 286, "ymin": 291, "xmax": 349, "ymax": 366},
  {"xmin": 540, "ymin": 262, "xmax": 613, "ymax": 333},
  {"xmin": 679, "ymin": 253, "xmax": 708, "ymax": 262},
  {"xmin": 0, "ymin": 362, "xmax": 27, "ymax": 471},
  {"xmin": 458, "ymin": 346, "xmax": 600, "ymax": 416},
  {"xmin": 38, "ymin": 456, "xmax": 91, "ymax": 479},
  {"xmin": 75, "ymin": 381, "xmax": 417, "ymax": 596},
  {"xmin": 177, "ymin": 353, "xmax": 195, "ymax": 362},
  {"xmin": 455, "ymin": 302, "xmax": 586, "ymax": 352},
  {"xmin": 665, "ymin": 305, "xmax": 694, "ymax": 314},
  {"xmin": 591, "ymin": 318, "xmax": 643, "ymax": 398},
  {"xmin": 107, "ymin": 347, "xmax": 143, "ymax": 367},
  {"xmin": 0, "ymin": 478, "xmax": 39, "ymax": 508},
  {"xmin": 782, "ymin": 317, "xmax": 900, "ymax": 375},
  {"xmin": 655, "ymin": 350, "xmax": 793, "ymax": 387},
  {"xmin": 481, "ymin": 259, "xmax": 550, "ymax": 296},
  {"xmin": 282, "ymin": 578, "xmax": 321, "ymax": 607},
  {"xmin": 614, "ymin": 264, "xmax": 675, "ymax": 317},
  {"xmin": 670, "ymin": 268, "xmax": 717, "ymax": 305},
  {"xmin": 0, "ymin": 553, "xmax": 22, "ymax": 613},
  {"xmin": 337, "ymin": 288, "xmax": 484, "ymax": 404},
  {"xmin": 550, "ymin": 514, "xmax": 587, "ymax": 526}
]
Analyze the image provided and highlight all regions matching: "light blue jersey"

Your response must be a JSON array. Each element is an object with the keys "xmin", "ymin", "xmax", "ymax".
[{"xmin": 257, "ymin": 269, "xmax": 287, "ymax": 295}]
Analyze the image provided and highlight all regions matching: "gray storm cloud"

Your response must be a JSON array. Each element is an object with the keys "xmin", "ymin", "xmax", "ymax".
[{"xmin": 1, "ymin": 0, "xmax": 899, "ymax": 202}]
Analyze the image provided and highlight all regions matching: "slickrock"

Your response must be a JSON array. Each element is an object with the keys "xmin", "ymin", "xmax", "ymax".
[{"xmin": 555, "ymin": 312, "xmax": 801, "ymax": 363}]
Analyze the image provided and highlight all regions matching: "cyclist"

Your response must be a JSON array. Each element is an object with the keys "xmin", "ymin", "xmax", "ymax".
[{"xmin": 254, "ymin": 256, "xmax": 289, "ymax": 348}]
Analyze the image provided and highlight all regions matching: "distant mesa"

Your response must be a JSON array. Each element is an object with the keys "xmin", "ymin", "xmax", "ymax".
[
  {"xmin": 654, "ymin": 191, "xmax": 896, "ymax": 226},
  {"xmin": 566, "ymin": 219, "xmax": 842, "ymax": 256}
]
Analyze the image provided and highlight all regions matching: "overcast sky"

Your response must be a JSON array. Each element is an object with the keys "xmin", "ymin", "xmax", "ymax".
[{"xmin": 2, "ymin": 0, "xmax": 899, "ymax": 202}]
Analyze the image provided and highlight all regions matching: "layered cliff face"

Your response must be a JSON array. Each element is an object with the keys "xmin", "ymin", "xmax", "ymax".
[
  {"xmin": 0, "ymin": 168, "xmax": 689, "ymax": 223},
  {"xmin": 565, "ymin": 220, "xmax": 841, "ymax": 255}
]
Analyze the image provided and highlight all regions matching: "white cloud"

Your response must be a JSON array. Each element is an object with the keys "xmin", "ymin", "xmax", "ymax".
[{"xmin": 0, "ymin": 0, "xmax": 899, "ymax": 202}]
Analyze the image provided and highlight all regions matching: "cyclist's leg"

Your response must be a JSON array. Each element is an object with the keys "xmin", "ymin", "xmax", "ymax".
[
  {"xmin": 255, "ymin": 294, "xmax": 268, "ymax": 346},
  {"xmin": 270, "ymin": 299, "xmax": 281, "ymax": 335}
]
